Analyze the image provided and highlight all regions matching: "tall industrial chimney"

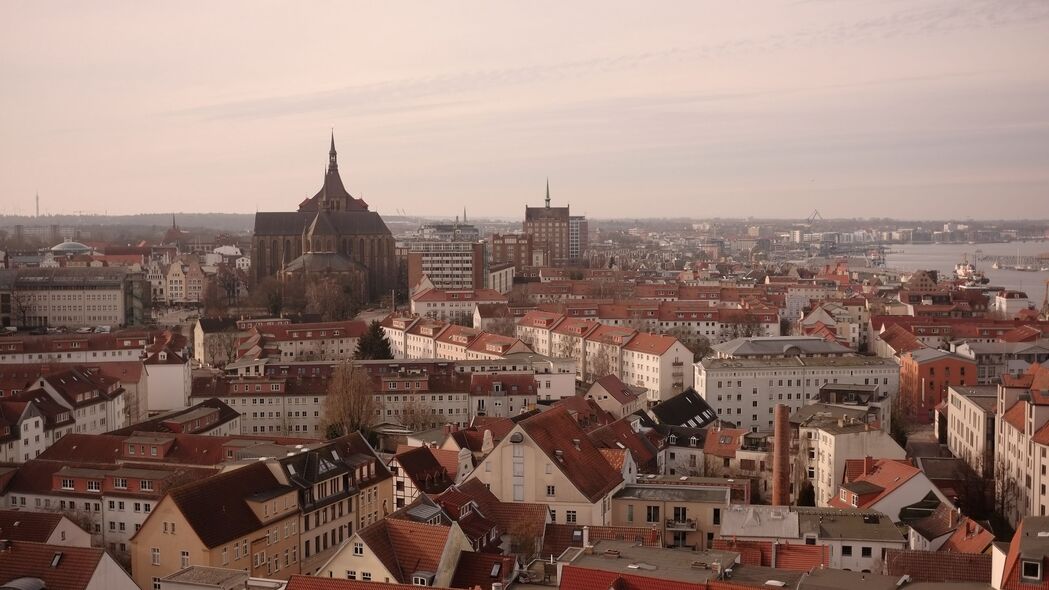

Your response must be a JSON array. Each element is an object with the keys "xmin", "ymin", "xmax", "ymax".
[{"xmin": 772, "ymin": 403, "xmax": 790, "ymax": 506}]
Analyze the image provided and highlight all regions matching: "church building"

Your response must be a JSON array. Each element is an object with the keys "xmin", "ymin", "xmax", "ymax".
[{"xmin": 252, "ymin": 134, "xmax": 397, "ymax": 302}]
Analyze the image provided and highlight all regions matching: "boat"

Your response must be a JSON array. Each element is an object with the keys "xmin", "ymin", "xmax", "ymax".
[{"xmin": 954, "ymin": 255, "xmax": 989, "ymax": 284}]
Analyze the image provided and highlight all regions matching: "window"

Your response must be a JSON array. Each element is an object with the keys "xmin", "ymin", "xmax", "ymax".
[
  {"xmin": 546, "ymin": 485, "xmax": 555, "ymax": 497},
  {"xmin": 353, "ymin": 542, "xmax": 364, "ymax": 556},
  {"xmin": 114, "ymin": 478, "xmax": 128, "ymax": 489},
  {"xmin": 346, "ymin": 571, "xmax": 357, "ymax": 580},
  {"xmin": 87, "ymin": 480, "xmax": 101, "ymax": 492},
  {"xmin": 412, "ymin": 576, "xmax": 430, "ymax": 586},
  {"xmin": 1023, "ymin": 560, "xmax": 1042, "ymax": 580},
  {"xmin": 646, "ymin": 506, "xmax": 660, "ymax": 522},
  {"xmin": 713, "ymin": 508, "xmax": 721, "ymax": 525},
  {"xmin": 180, "ymin": 550, "xmax": 189, "ymax": 568},
  {"xmin": 861, "ymin": 547, "xmax": 872, "ymax": 558},
  {"xmin": 141, "ymin": 480, "xmax": 154, "ymax": 491},
  {"xmin": 61, "ymin": 479, "xmax": 74, "ymax": 490},
  {"xmin": 151, "ymin": 548, "xmax": 160, "ymax": 565},
  {"xmin": 566, "ymin": 510, "xmax": 577, "ymax": 523},
  {"xmin": 842, "ymin": 545, "xmax": 853, "ymax": 557},
  {"xmin": 362, "ymin": 573, "xmax": 372, "ymax": 581}
]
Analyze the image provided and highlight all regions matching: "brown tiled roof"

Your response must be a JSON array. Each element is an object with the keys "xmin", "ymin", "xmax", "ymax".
[
  {"xmin": 450, "ymin": 551, "xmax": 515, "ymax": 589},
  {"xmin": 519, "ymin": 408, "xmax": 623, "ymax": 503},
  {"xmin": 0, "ymin": 509, "xmax": 68, "ymax": 542},
  {"xmin": 168, "ymin": 461, "xmax": 292, "ymax": 548},
  {"xmin": 0, "ymin": 541, "xmax": 110, "ymax": 590},
  {"xmin": 589, "ymin": 418, "xmax": 659, "ymax": 472},
  {"xmin": 394, "ymin": 446, "xmax": 453, "ymax": 495},
  {"xmin": 357, "ymin": 518, "xmax": 453, "ymax": 583},
  {"xmin": 456, "ymin": 479, "xmax": 547, "ymax": 535},
  {"xmin": 540, "ymin": 524, "xmax": 660, "ymax": 561},
  {"xmin": 884, "ymin": 549, "xmax": 991, "ymax": 583}
]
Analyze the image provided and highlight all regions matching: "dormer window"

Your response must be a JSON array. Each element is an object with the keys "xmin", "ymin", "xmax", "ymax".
[
  {"xmin": 412, "ymin": 577, "xmax": 429, "ymax": 586},
  {"xmin": 1022, "ymin": 560, "xmax": 1042, "ymax": 581}
]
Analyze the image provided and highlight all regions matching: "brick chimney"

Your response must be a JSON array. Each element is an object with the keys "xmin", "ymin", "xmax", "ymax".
[
  {"xmin": 772, "ymin": 404, "xmax": 790, "ymax": 506},
  {"xmin": 863, "ymin": 456, "xmax": 875, "ymax": 476}
]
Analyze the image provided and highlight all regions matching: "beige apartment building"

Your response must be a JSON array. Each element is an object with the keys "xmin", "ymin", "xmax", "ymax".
[
  {"xmin": 610, "ymin": 482, "xmax": 730, "ymax": 549},
  {"xmin": 945, "ymin": 385, "xmax": 997, "ymax": 478},
  {"xmin": 469, "ymin": 407, "xmax": 624, "ymax": 526},
  {"xmin": 130, "ymin": 462, "xmax": 302, "ymax": 590}
]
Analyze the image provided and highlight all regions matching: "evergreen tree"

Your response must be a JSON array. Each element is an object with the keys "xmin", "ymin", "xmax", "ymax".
[{"xmin": 355, "ymin": 320, "xmax": 393, "ymax": 360}]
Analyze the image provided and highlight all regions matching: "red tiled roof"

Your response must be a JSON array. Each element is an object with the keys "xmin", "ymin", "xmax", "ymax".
[
  {"xmin": 519, "ymin": 408, "xmax": 623, "ymax": 503},
  {"xmin": 357, "ymin": 519, "xmax": 452, "ymax": 583},
  {"xmin": 540, "ymin": 524, "xmax": 660, "ymax": 561},
  {"xmin": 622, "ymin": 333, "xmax": 679, "ymax": 355},
  {"xmin": 559, "ymin": 564, "xmax": 702, "ymax": 590},
  {"xmin": 456, "ymin": 479, "xmax": 548, "ymax": 535},
  {"xmin": 703, "ymin": 429, "xmax": 745, "ymax": 458},
  {"xmin": 941, "ymin": 517, "xmax": 994, "ymax": 554},
  {"xmin": 1003, "ymin": 401, "xmax": 1027, "ymax": 432},
  {"xmin": 0, "ymin": 541, "xmax": 112, "ymax": 590},
  {"xmin": 830, "ymin": 458, "xmax": 921, "ymax": 509},
  {"xmin": 884, "ymin": 549, "xmax": 991, "ymax": 583}
]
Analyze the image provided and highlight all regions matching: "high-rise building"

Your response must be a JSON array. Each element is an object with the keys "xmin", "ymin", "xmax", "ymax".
[
  {"xmin": 569, "ymin": 215, "xmax": 588, "ymax": 260},
  {"xmin": 524, "ymin": 180, "xmax": 577, "ymax": 266},
  {"xmin": 489, "ymin": 233, "xmax": 533, "ymax": 270},
  {"xmin": 406, "ymin": 240, "xmax": 487, "ymax": 291}
]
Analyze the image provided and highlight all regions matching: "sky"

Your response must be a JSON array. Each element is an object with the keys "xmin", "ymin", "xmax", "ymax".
[{"xmin": 2, "ymin": 1, "xmax": 1048, "ymax": 220}]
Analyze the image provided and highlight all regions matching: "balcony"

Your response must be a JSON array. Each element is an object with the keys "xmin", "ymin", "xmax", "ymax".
[
  {"xmin": 665, "ymin": 518, "xmax": 697, "ymax": 531},
  {"xmin": 672, "ymin": 361, "xmax": 684, "ymax": 367}
]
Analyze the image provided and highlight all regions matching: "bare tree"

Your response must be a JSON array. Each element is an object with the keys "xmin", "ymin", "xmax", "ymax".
[
  {"xmin": 10, "ymin": 290, "xmax": 33, "ymax": 327},
  {"xmin": 585, "ymin": 346, "xmax": 616, "ymax": 384},
  {"xmin": 486, "ymin": 316, "xmax": 517, "ymax": 337},
  {"xmin": 322, "ymin": 362, "xmax": 379, "ymax": 438},
  {"xmin": 506, "ymin": 514, "xmax": 545, "ymax": 559},
  {"xmin": 205, "ymin": 332, "xmax": 242, "ymax": 368},
  {"xmin": 398, "ymin": 395, "xmax": 442, "ymax": 431},
  {"xmin": 305, "ymin": 275, "xmax": 360, "ymax": 321}
]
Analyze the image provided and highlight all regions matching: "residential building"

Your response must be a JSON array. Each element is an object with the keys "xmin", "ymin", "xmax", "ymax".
[
  {"xmin": 796, "ymin": 416, "xmax": 905, "ymax": 507},
  {"xmin": 410, "ymin": 288, "xmax": 507, "ymax": 325},
  {"xmin": 830, "ymin": 457, "xmax": 953, "ymax": 522},
  {"xmin": 718, "ymin": 505, "xmax": 906, "ymax": 572},
  {"xmin": 6, "ymin": 267, "xmax": 150, "ymax": 328},
  {"xmin": 900, "ymin": 349, "xmax": 977, "ymax": 424},
  {"xmin": 945, "ymin": 385, "xmax": 997, "ymax": 478},
  {"xmin": 695, "ymin": 355, "xmax": 899, "ymax": 431},
  {"xmin": 130, "ymin": 461, "xmax": 302, "ymax": 589},
  {"xmin": 994, "ymin": 364, "xmax": 1049, "ymax": 526},
  {"xmin": 952, "ymin": 338, "xmax": 1049, "ymax": 384},
  {"xmin": 609, "ymin": 482, "xmax": 730, "ymax": 549},
  {"xmin": 406, "ymin": 240, "xmax": 487, "ymax": 291},
  {"xmin": 489, "ymin": 233, "xmax": 533, "ymax": 272},
  {"xmin": 470, "ymin": 407, "xmax": 624, "ymax": 525},
  {"xmin": 236, "ymin": 321, "xmax": 369, "ymax": 364},
  {"xmin": 585, "ymin": 375, "xmax": 646, "ymax": 419}
]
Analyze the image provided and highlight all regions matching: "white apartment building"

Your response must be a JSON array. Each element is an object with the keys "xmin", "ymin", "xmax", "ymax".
[
  {"xmin": 410, "ymin": 288, "xmax": 507, "ymax": 325},
  {"xmin": 695, "ymin": 356, "xmax": 900, "ymax": 431},
  {"xmin": 945, "ymin": 385, "xmax": 997, "ymax": 478},
  {"xmin": 801, "ymin": 420, "xmax": 906, "ymax": 507},
  {"xmin": 995, "ymin": 367, "xmax": 1049, "ymax": 526},
  {"xmin": 9, "ymin": 268, "xmax": 133, "ymax": 328}
]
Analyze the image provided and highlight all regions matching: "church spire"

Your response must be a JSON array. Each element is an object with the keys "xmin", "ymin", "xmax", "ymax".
[
  {"xmin": 545, "ymin": 178, "xmax": 551, "ymax": 208},
  {"xmin": 328, "ymin": 130, "xmax": 338, "ymax": 172}
]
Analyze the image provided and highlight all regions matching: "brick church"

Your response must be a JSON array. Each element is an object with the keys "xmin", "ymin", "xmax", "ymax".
[{"xmin": 252, "ymin": 134, "xmax": 397, "ymax": 302}]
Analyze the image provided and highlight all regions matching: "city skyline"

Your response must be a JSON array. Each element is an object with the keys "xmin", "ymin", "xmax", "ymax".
[{"xmin": 3, "ymin": 1, "xmax": 1049, "ymax": 219}]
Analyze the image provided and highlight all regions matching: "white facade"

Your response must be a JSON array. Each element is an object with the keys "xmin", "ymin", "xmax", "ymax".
[
  {"xmin": 807, "ymin": 425, "xmax": 905, "ymax": 507},
  {"xmin": 695, "ymin": 357, "xmax": 899, "ymax": 431}
]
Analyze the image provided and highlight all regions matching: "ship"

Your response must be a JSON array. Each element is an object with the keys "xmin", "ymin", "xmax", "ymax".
[{"xmin": 954, "ymin": 255, "xmax": 989, "ymax": 284}]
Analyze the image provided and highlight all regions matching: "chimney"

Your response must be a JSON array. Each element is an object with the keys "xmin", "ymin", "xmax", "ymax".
[
  {"xmin": 863, "ymin": 456, "xmax": 875, "ymax": 476},
  {"xmin": 572, "ymin": 438, "xmax": 581, "ymax": 451},
  {"xmin": 772, "ymin": 404, "xmax": 790, "ymax": 506}
]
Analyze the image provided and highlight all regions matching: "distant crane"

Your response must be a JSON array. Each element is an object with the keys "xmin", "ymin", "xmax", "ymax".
[{"xmin": 806, "ymin": 209, "xmax": 823, "ymax": 224}]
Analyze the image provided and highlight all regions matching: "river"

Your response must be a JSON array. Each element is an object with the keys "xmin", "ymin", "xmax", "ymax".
[{"xmin": 884, "ymin": 242, "xmax": 1049, "ymax": 296}]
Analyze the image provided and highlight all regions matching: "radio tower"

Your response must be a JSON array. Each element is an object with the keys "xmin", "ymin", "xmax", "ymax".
[{"xmin": 36, "ymin": 192, "xmax": 40, "ymax": 218}]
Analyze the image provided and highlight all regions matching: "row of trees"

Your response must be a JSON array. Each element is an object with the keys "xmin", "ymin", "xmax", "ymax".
[
  {"xmin": 321, "ymin": 358, "xmax": 442, "ymax": 439},
  {"xmin": 249, "ymin": 274, "xmax": 363, "ymax": 322}
]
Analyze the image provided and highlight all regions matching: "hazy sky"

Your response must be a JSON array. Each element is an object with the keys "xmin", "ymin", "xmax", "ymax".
[{"xmin": 2, "ymin": 1, "xmax": 1049, "ymax": 219}]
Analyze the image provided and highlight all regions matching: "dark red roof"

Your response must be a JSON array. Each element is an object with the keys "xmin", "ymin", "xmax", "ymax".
[
  {"xmin": 450, "ymin": 551, "xmax": 515, "ymax": 589},
  {"xmin": 884, "ymin": 549, "xmax": 991, "ymax": 583},
  {"xmin": 0, "ymin": 509, "xmax": 69, "ymax": 542},
  {"xmin": 356, "ymin": 519, "xmax": 452, "ymax": 583}
]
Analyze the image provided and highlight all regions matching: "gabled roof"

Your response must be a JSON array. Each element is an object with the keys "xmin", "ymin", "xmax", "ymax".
[
  {"xmin": 0, "ymin": 541, "xmax": 112, "ymax": 590},
  {"xmin": 449, "ymin": 551, "xmax": 515, "ymax": 590},
  {"xmin": 884, "ymin": 549, "xmax": 991, "ymax": 584},
  {"xmin": 941, "ymin": 517, "xmax": 994, "ymax": 554},
  {"xmin": 649, "ymin": 388, "xmax": 717, "ymax": 428},
  {"xmin": 393, "ymin": 446, "xmax": 453, "ymax": 495},
  {"xmin": 356, "ymin": 519, "xmax": 453, "ymax": 583},
  {"xmin": 168, "ymin": 461, "xmax": 292, "ymax": 548},
  {"xmin": 589, "ymin": 375, "xmax": 644, "ymax": 405},
  {"xmin": 518, "ymin": 407, "xmax": 623, "ymax": 503},
  {"xmin": 455, "ymin": 479, "xmax": 547, "ymax": 535},
  {"xmin": 829, "ymin": 458, "xmax": 922, "ymax": 510},
  {"xmin": 0, "ymin": 509, "xmax": 70, "ymax": 542}
]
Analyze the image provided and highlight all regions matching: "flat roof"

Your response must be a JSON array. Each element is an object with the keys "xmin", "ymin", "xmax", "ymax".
[
  {"xmin": 568, "ymin": 540, "xmax": 739, "ymax": 584},
  {"xmin": 613, "ymin": 485, "xmax": 729, "ymax": 504},
  {"xmin": 162, "ymin": 566, "xmax": 248, "ymax": 586}
]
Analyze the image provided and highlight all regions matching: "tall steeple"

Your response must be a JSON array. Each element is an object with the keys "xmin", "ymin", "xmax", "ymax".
[
  {"xmin": 328, "ymin": 130, "xmax": 338, "ymax": 173},
  {"xmin": 545, "ymin": 178, "xmax": 551, "ymax": 208}
]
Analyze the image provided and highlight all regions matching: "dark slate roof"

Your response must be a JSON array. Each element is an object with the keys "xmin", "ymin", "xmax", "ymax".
[
  {"xmin": 649, "ymin": 388, "xmax": 717, "ymax": 428},
  {"xmin": 284, "ymin": 252, "xmax": 368, "ymax": 274},
  {"xmin": 253, "ymin": 211, "xmax": 391, "ymax": 237}
]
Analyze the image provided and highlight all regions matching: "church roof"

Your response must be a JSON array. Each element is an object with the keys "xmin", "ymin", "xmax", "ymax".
[
  {"xmin": 254, "ymin": 210, "xmax": 391, "ymax": 237},
  {"xmin": 283, "ymin": 252, "xmax": 367, "ymax": 274},
  {"xmin": 306, "ymin": 209, "xmax": 339, "ymax": 237},
  {"xmin": 298, "ymin": 134, "xmax": 369, "ymax": 212}
]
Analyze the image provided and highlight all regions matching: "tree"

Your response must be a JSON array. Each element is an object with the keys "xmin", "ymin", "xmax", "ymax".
[
  {"xmin": 250, "ymin": 277, "xmax": 284, "ymax": 316},
  {"xmin": 205, "ymin": 331, "xmax": 242, "ymax": 368},
  {"xmin": 202, "ymin": 280, "xmax": 228, "ymax": 317},
  {"xmin": 305, "ymin": 274, "xmax": 361, "ymax": 321},
  {"xmin": 355, "ymin": 321, "xmax": 393, "ymax": 360},
  {"xmin": 322, "ymin": 362, "xmax": 379, "ymax": 438},
  {"xmin": 398, "ymin": 395, "xmax": 442, "ymax": 431},
  {"xmin": 506, "ymin": 514, "xmax": 546, "ymax": 559},
  {"xmin": 486, "ymin": 315, "xmax": 517, "ymax": 337},
  {"xmin": 669, "ymin": 328, "xmax": 712, "ymax": 362},
  {"xmin": 10, "ymin": 291, "xmax": 33, "ymax": 327},
  {"xmin": 585, "ymin": 346, "xmax": 616, "ymax": 384},
  {"xmin": 797, "ymin": 480, "xmax": 816, "ymax": 506}
]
